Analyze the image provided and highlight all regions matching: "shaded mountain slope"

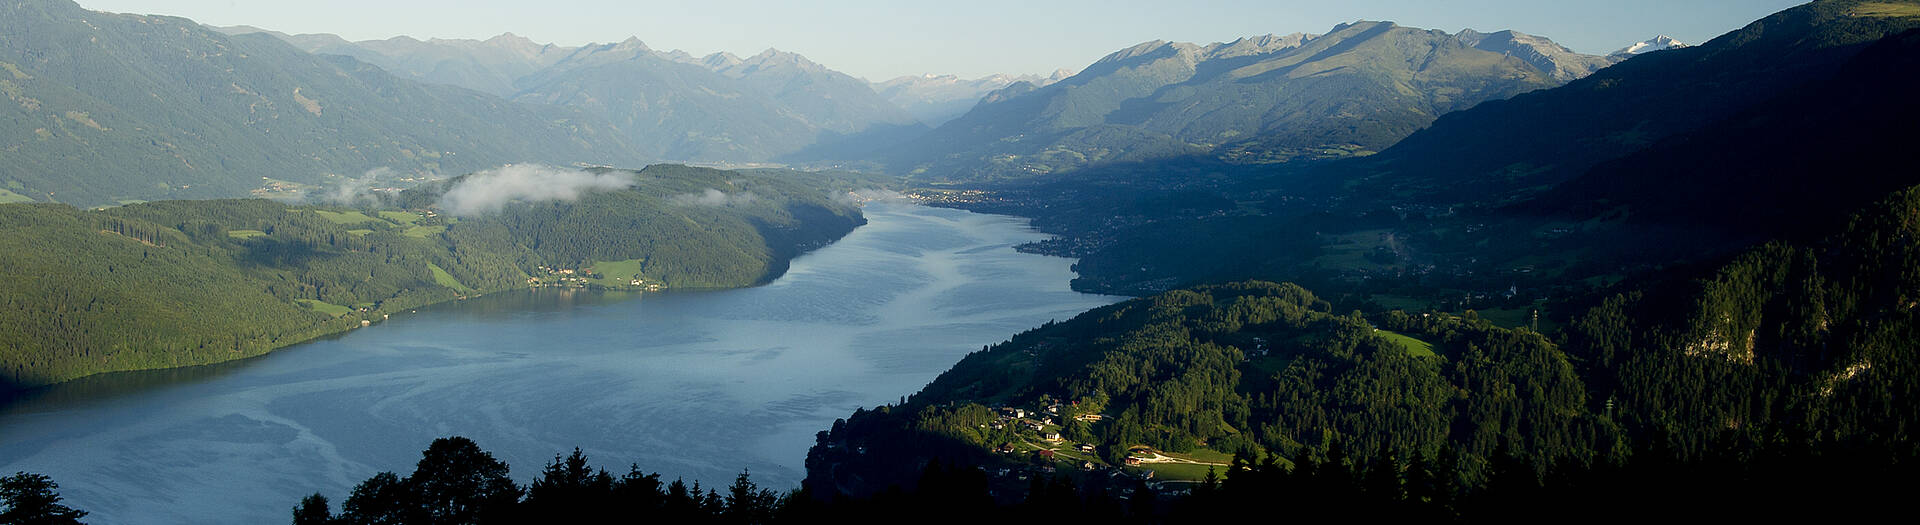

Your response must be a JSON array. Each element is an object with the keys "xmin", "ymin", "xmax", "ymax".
[
  {"xmin": 1317, "ymin": 0, "xmax": 1920, "ymax": 206},
  {"xmin": 888, "ymin": 22, "xmax": 1605, "ymax": 180},
  {"xmin": 0, "ymin": 0, "xmax": 645, "ymax": 207}
]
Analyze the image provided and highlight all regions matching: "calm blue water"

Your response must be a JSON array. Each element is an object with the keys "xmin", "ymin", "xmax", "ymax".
[{"xmin": 0, "ymin": 203, "xmax": 1120, "ymax": 524}]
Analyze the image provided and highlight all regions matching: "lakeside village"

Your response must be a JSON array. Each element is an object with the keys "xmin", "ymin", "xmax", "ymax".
[
  {"xmin": 528, "ymin": 265, "xmax": 666, "ymax": 292},
  {"xmin": 829, "ymin": 400, "xmax": 1232, "ymax": 499}
]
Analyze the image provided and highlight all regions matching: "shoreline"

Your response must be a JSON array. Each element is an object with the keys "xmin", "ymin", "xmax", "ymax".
[{"xmin": 0, "ymin": 204, "xmax": 870, "ymax": 399}]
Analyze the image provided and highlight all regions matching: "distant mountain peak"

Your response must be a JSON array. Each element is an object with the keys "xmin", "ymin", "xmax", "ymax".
[
  {"xmin": 1204, "ymin": 32, "xmax": 1311, "ymax": 59},
  {"xmin": 612, "ymin": 36, "xmax": 650, "ymax": 51},
  {"xmin": 1612, "ymin": 35, "xmax": 1687, "ymax": 57},
  {"xmin": 483, "ymin": 32, "xmax": 538, "ymax": 47},
  {"xmin": 1454, "ymin": 28, "xmax": 1618, "ymax": 82},
  {"xmin": 1329, "ymin": 20, "xmax": 1398, "ymax": 34},
  {"xmin": 737, "ymin": 48, "xmax": 826, "ymax": 73},
  {"xmin": 1098, "ymin": 39, "xmax": 1180, "ymax": 64},
  {"xmin": 701, "ymin": 51, "xmax": 744, "ymax": 69}
]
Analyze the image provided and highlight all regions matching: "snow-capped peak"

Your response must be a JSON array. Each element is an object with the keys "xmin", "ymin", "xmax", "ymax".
[{"xmin": 1612, "ymin": 35, "xmax": 1686, "ymax": 57}]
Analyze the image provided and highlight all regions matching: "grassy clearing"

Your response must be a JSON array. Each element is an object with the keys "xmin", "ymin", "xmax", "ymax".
[
  {"xmin": 1165, "ymin": 448, "xmax": 1235, "ymax": 464},
  {"xmin": 0, "ymin": 188, "xmax": 34, "ymax": 203},
  {"xmin": 1855, "ymin": 2, "xmax": 1920, "ymax": 18},
  {"xmin": 428, "ymin": 263, "xmax": 472, "ymax": 293},
  {"xmin": 402, "ymin": 225, "xmax": 446, "ymax": 238},
  {"xmin": 347, "ymin": 229, "xmax": 373, "ymax": 236},
  {"xmin": 587, "ymin": 258, "xmax": 648, "ymax": 286},
  {"xmin": 1313, "ymin": 229, "xmax": 1399, "ymax": 270},
  {"xmin": 295, "ymin": 299, "xmax": 351, "ymax": 317},
  {"xmin": 1372, "ymin": 294, "xmax": 1430, "ymax": 312},
  {"xmin": 378, "ymin": 210, "xmax": 421, "ymax": 225},
  {"xmin": 1476, "ymin": 308, "xmax": 1538, "ymax": 331},
  {"xmin": 1135, "ymin": 462, "xmax": 1219, "ymax": 481},
  {"xmin": 1380, "ymin": 330, "xmax": 1438, "ymax": 357},
  {"xmin": 227, "ymin": 229, "xmax": 267, "ymax": 239},
  {"xmin": 312, "ymin": 210, "xmax": 380, "ymax": 225}
]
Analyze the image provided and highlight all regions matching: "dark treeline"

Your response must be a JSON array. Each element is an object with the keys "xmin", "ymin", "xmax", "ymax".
[
  {"xmin": 5, "ymin": 432, "xmax": 1909, "ymax": 525},
  {"xmin": 310, "ymin": 435, "xmax": 1920, "ymax": 523},
  {"xmin": 3, "ymin": 433, "xmax": 1904, "ymax": 524},
  {"xmin": 284, "ymin": 437, "xmax": 791, "ymax": 525}
]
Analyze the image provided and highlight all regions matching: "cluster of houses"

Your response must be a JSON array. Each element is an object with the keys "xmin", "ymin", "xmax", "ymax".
[
  {"xmin": 627, "ymin": 277, "xmax": 664, "ymax": 292},
  {"xmin": 984, "ymin": 402, "xmax": 1157, "ymax": 475},
  {"xmin": 527, "ymin": 267, "xmax": 593, "ymax": 288},
  {"xmin": 525, "ymin": 265, "xmax": 665, "ymax": 291}
]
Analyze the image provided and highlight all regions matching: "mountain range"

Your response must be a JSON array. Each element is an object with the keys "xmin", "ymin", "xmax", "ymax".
[
  {"xmin": 882, "ymin": 21, "xmax": 1621, "ymax": 181},
  {"xmin": 0, "ymin": 0, "xmax": 655, "ymax": 207},
  {"xmin": 1, "ymin": 0, "xmax": 1667, "ymax": 207},
  {"xmin": 1312, "ymin": 1, "xmax": 1920, "ymax": 209},
  {"xmin": 950, "ymin": 0, "xmax": 1920, "ymax": 305},
  {"xmin": 222, "ymin": 28, "xmax": 927, "ymax": 164},
  {"xmin": 872, "ymin": 70, "xmax": 1074, "ymax": 126}
]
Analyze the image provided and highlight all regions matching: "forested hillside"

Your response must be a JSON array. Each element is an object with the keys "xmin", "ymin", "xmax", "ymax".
[
  {"xmin": 807, "ymin": 281, "xmax": 1602, "ymax": 497},
  {"xmin": 808, "ymin": 182, "xmax": 1920, "ymax": 515},
  {"xmin": 0, "ymin": 164, "xmax": 864, "ymax": 391}
]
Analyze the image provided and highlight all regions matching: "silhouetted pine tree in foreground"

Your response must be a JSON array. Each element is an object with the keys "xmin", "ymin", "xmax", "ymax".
[
  {"xmin": 0, "ymin": 472, "xmax": 87, "ymax": 525},
  {"xmin": 2, "ymin": 432, "xmax": 1913, "ymax": 525}
]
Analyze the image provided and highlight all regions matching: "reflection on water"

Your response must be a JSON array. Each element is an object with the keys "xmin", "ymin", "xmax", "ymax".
[{"xmin": 0, "ymin": 203, "xmax": 1120, "ymax": 525}]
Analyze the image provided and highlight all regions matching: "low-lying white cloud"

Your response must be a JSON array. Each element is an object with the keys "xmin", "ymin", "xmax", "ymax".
[
  {"xmin": 438, "ymin": 164, "xmax": 632, "ymax": 216},
  {"xmin": 303, "ymin": 167, "xmax": 393, "ymax": 206},
  {"xmin": 670, "ymin": 188, "xmax": 759, "ymax": 207},
  {"xmin": 836, "ymin": 188, "xmax": 908, "ymax": 206}
]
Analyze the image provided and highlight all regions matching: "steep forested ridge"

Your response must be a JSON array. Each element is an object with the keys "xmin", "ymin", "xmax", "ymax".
[
  {"xmin": 806, "ymin": 282, "xmax": 1603, "ymax": 495},
  {"xmin": 0, "ymin": 165, "xmax": 864, "ymax": 391},
  {"xmin": 808, "ymin": 178, "xmax": 1920, "ymax": 514}
]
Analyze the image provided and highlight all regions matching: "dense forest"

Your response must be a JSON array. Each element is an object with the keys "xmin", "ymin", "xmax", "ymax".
[
  {"xmin": 0, "ymin": 164, "xmax": 866, "ymax": 392},
  {"xmin": 804, "ymin": 182, "xmax": 1920, "ymax": 517}
]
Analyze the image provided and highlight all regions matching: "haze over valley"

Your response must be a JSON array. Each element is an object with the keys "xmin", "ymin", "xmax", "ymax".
[{"xmin": 4, "ymin": 1, "xmax": 1917, "ymax": 523}]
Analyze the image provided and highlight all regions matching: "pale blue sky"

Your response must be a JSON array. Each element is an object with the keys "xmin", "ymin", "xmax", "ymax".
[{"xmin": 77, "ymin": 0, "xmax": 1807, "ymax": 80}]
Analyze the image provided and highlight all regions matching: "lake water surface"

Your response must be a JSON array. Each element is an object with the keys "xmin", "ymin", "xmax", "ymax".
[{"xmin": 0, "ymin": 203, "xmax": 1120, "ymax": 524}]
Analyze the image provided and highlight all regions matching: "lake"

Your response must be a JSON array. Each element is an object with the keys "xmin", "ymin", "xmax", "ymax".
[{"xmin": 0, "ymin": 202, "xmax": 1121, "ymax": 524}]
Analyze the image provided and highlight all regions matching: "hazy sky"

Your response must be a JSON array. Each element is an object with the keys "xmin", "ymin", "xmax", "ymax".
[{"xmin": 76, "ymin": 0, "xmax": 1806, "ymax": 80}]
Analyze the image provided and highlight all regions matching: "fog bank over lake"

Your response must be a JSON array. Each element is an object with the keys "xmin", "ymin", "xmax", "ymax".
[{"xmin": 0, "ymin": 203, "xmax": 1120, "ymax": 525}]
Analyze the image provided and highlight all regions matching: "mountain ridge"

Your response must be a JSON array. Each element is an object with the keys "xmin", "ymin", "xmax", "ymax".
[
  {"xmin": 223, "ymin": 26, "xmax": 927, "ymax": 163},
  {"xmin": 883, "ymin": 21, "xmax": 1609, "ymax": 180},
  {"xmin": 0, "ymin": 0, "xmax": 649, "ymax": 207}
]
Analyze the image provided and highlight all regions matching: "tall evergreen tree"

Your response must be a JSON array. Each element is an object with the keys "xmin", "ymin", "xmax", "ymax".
[
  {"xmin": 408, "ymin": 437, "xmax": 522, "ymax": 524},
  {"xmin": 292, "ymin": 493, "xmax": 334, "ymax": 525},
  {"xmin": 0, "ymin": 472, "xmax": 87, "ymax": 525}
]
